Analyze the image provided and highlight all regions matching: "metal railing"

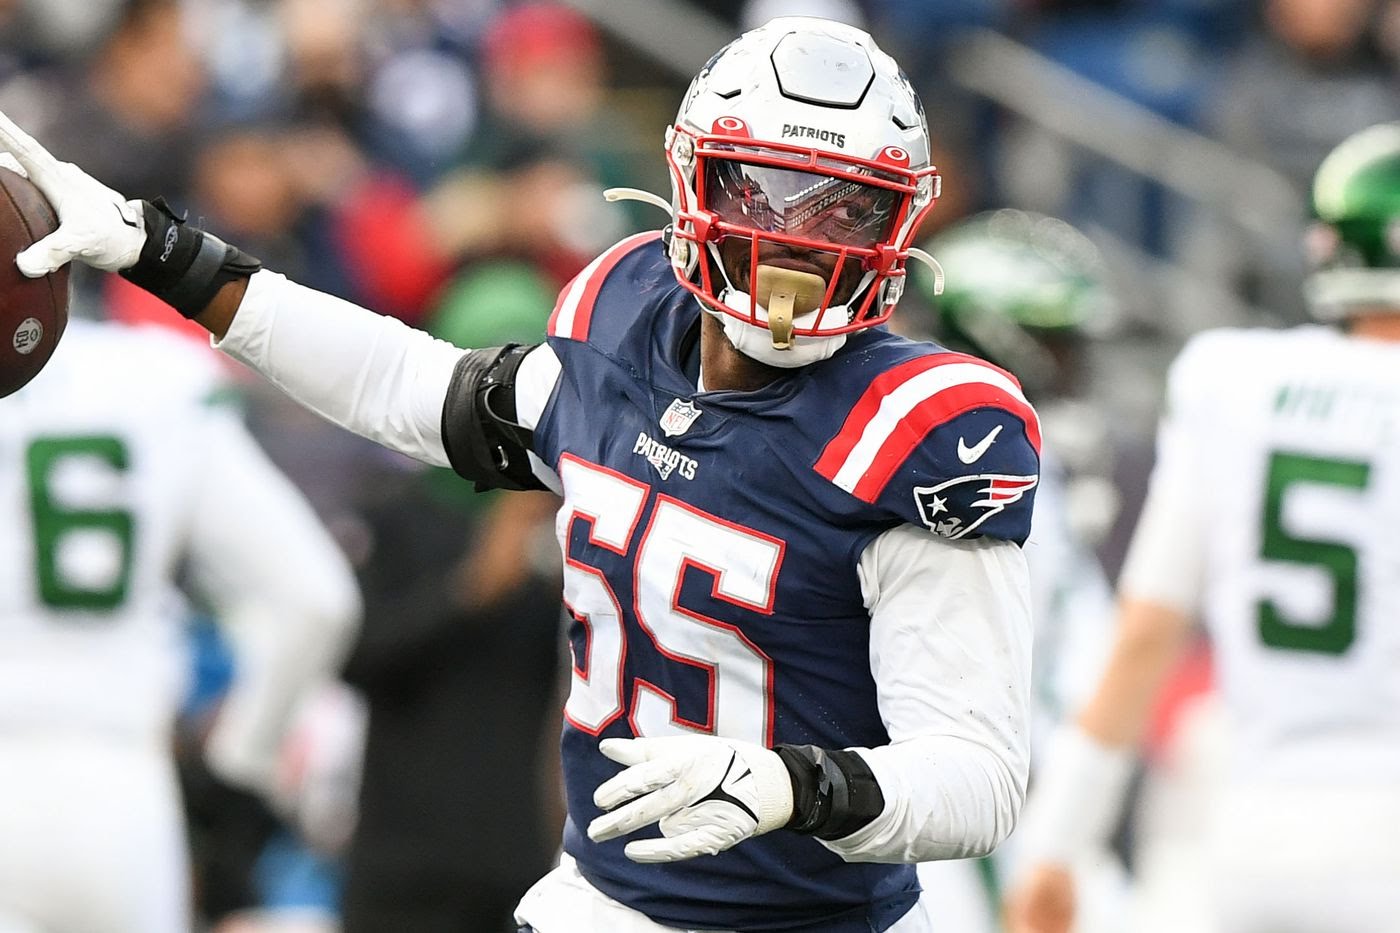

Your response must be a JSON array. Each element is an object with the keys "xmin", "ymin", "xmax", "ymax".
[
  {"xmin": 564, "ymin": 0, "xmax": 1302, "ymax": 332},
  {"xmin": 945, "ymin": 29, "xmax": 1306, "ymax": 240}
]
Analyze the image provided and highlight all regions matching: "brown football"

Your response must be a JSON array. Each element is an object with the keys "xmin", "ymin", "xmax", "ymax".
[{"xmin": 0, "ymin": 166, "xmax": 68, "ymax": 398}]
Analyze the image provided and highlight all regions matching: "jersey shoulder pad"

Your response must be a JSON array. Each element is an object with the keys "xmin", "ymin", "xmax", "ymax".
[
  {"xmin": 1165, "ymin": 325, "xmax": 1331, "ymax": 423},
  {"xmin": 814, "ymin": 350, "xmax": 1041, "ymax": 544},
  {"xmin": 1163, "ymin": 327, "xmax": 1246, "ymax": 417},
  {"xmin": 546, "ymin": 232, "xmax": 667, "ymax": 345},
  {"xmin": 63, "ymin": 320, "xmax": 232, "ymax": 408}
]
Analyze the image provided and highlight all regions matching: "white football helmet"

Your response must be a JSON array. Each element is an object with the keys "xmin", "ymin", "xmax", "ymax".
[{"xmin": 612, "ymin": 17, "xmax": 941, "ymax": 367}]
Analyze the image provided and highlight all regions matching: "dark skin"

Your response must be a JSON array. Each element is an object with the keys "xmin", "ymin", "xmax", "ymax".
[
  {"xmin": 696, "ymin": 237, "xmax": 862, "ymax": 392},
  {"xmin": 195, "ymin": 237, "xmax": 861, "ymax": 393}
]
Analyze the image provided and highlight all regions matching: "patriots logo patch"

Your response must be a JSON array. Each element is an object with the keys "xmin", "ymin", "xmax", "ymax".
[{"xmin": 913, "ymin": 473, "xmax": 1038, "ymax": 539}]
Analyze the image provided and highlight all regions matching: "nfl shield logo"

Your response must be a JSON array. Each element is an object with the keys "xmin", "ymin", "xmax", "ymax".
[{"xmin": 660, "ymin": 398, "xmax": 702, "ymax": 437}]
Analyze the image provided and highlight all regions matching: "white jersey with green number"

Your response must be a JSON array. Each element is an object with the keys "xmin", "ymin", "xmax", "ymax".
[
  {"xmin": 0, "ymin": 319, "xmax": 353, "ymax": 748},
  {"xmin": 1122, "ymin": 325, "xmax": 1400, "ymax": 783}
]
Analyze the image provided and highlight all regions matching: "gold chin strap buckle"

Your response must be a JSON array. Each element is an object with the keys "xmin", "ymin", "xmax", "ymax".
[{"xmin": 753, "ymin": 265, "xmax": 827, "ymax": 350}]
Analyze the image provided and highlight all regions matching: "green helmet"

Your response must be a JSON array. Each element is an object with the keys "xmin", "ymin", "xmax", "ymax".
[
  {"xmin": 1306, "ymin": 122, "xmax": 1400, "ymax": 321},
  {"xmin": 913, "ymin": 209, "xmax": 1115, "ymax": 398}
]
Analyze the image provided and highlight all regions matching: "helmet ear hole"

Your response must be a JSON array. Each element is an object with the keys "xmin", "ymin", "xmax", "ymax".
[
  {"xmin": 663, "ymin": 225, "xmax": 698, "ymax": 278},
  {"xmin": 879, "ymin": 275, "xmax": 905, "ymax": 308}
]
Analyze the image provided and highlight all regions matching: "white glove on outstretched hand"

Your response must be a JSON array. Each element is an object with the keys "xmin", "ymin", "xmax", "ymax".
[
  {"xmin": 0, "ymin": 109, "xmax": 146, "ymax": 276},
  {"xmin": 587, "ymin": 735, "xmax": 794, "ymax": 863}
]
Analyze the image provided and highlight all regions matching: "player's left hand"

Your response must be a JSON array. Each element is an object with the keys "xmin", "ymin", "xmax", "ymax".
[
  {"xmin": 1003, "ymin": 863, "xmax": 1076, "ymax": 933},
  {"xmin": 587, "ymin": 735, "xmax": 794, "ymax": 863}
]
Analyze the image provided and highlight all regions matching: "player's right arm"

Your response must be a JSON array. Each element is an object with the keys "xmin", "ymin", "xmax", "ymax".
[
  {"xmin": 1003, "ymin": 337, "xmax": 1215, "ymax": 933},
  {"xmin": 0, "ymin": 109, "xmax": 559, "ymax": 491}
]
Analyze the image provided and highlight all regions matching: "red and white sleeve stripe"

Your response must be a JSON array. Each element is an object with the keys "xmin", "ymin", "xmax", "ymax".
[
  {"xmin": 814, "ymin": 353, "xmax": 1041, "ymax": 503},
  {"xmin": 547, "ymin": 232, "xmax": 662, "ymax": 341}
]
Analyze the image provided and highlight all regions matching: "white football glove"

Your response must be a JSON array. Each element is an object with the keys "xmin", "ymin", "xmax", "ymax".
[
  {"xmin": 587, "ymin": 735, "xmax": 794, "ymax": 863},
  {"xmin": 0, "ymin": 109, "xmax": 146, "ymax": 276}
]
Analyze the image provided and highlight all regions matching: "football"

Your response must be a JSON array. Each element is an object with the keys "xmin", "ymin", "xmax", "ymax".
[{"xmin": 0, "ymin": 166, "xmax": 67, "ymax": 398}]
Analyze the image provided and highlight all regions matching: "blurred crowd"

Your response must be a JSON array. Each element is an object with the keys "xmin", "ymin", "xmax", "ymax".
[{"xmin": 2, "ymin": 0, "xmax": 1398, "ymax": 930}]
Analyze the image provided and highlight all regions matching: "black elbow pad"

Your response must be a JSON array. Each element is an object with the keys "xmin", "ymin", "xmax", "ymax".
[{"xmin": 440, "ymin": 344, "xmax": 548, "ymax": 492}]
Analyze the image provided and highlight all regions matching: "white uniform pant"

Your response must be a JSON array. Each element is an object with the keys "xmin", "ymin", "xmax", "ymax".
[
  {"xmin": 515, "ymin": 851, "xmax": 938, "ymax": 932},
  {"xmin": 0, "ymin": 733, "xmax": 190, "ymax": 933},
  {"xmin": 1205, "ymin": 783, "xmax": 1400, "ymax": 933}
]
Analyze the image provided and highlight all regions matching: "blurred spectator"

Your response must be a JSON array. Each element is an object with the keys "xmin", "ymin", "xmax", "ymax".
[
  {"xmin": 277, "ymin": 0, "xmax": 368, "ymax": 128},
  {"xmin": 358, "ymin": 0, "xmax": 483, "ymax": 184},
  {"xmin": 293, "ymin": 2, "xmax": 634, "ymax": 322},
  {"xmin": 477, "ymin": 1, "xmax": 604, "ymax": 147},
  {"xmin": 1211, "ymin": 0, "xmax": 1399, "ymax": 192},
  {"xmin": 17, "ymin": 0, "xmax": 128, "ymax": 60},
  {"xmin": 32, "ymin": 0, "xmax": 205, "ymax": 200},
  {"xmin": 1186, "ymin": 0, "xmax": 1400, "ymax": 319},
  {"xmin": 336, "ymin": 262, "xmax": 564, "ymax": 933},
  {"xmin": 460, "ymin": 2, "xmax": 639, "ymax": 240}
]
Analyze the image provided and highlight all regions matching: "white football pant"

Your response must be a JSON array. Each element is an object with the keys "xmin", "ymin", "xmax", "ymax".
[
  {"xmin": 1206, "ymin": 782, "xmax": 1400, "ymax": 933},
  {"xmin": 0, "ymin": 733, "xmax": 190, "ymax": 933},
  {"xmin": 515, "ymin": 851, "xmax": 938, "ymax": 932}
]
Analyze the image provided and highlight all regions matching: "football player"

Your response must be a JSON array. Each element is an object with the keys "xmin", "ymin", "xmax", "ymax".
[
  {"xmin": 1005, "ymin": 122, "xmax": 1400, "ymax": 933},
  {"xmin": 0, "ymin": 315, "xmax": 360, "ymax": 933},
  {"xmin": 905, "ymin": 212, "xmax": 1121, "ymax": 933},
  {"xmin": 0, "ymin": 18, "xmax": 1040, "ymax": 932}
]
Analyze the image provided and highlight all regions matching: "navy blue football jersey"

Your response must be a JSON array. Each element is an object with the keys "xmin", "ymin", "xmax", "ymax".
[{"xmin": 532, "ymin": 234, "xmax": 1040, "ymax": 932}]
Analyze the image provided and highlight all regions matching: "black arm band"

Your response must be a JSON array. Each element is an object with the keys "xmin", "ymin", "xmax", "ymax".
[
  {"xmin": 776, "ymin": 744, "xmax": 886, "ymax": 840},
  {"xmin": 440, "ymin": 344, "xmax": 548, "ymax": 493},
  {"xmin": 120, "ymin": 198, "xmax": 262, "ymax": 319}
]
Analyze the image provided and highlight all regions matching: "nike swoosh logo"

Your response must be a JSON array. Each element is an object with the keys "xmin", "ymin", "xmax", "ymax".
[{"xmin": 957, "ymin": 425, "xmax": 1003, "ymax": 464}]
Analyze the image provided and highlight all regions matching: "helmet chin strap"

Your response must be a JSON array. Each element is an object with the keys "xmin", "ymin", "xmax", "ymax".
[
  {"xmin": 708, "ymin": 305, "xmax": 849, "ymax": 369},
  {"xmin": 704, "ymin": 241, "xmax": 866, "ymax": 367}
]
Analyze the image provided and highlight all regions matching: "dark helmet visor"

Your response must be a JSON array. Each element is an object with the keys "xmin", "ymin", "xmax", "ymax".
[{"xmin": 703, "ymin": 158, "xmax": 902, "ymax": 249}]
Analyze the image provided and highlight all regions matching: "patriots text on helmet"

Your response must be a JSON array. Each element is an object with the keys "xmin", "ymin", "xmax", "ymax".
[{"xmin": 779, "ymin": 124, "xmax": 846, "ymax": 148}]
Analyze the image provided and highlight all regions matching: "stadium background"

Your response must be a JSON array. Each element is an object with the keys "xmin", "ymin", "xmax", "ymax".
[{"xmin": 0, "ymin": 0, "xmax": 1390, "ymax": 929}]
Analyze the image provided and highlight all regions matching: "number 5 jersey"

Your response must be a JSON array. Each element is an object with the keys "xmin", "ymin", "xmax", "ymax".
[{"xmin": 1119, "ymin": 325, "xmax": 1400, "ymax": 786}]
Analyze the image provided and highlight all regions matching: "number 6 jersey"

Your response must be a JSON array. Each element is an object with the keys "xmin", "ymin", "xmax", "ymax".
[{"xmin": 0, "ymin": 320, "xmax": 357, "ymax": 754}]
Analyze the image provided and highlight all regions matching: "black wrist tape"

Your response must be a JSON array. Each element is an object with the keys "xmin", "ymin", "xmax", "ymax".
[
  {"xmin": 120, "ymin": 198, "xmax": 262, "ymax": 319},
  {"xmin": 776, "ymin": 744, "xmax": 886, "ymax": 840}
]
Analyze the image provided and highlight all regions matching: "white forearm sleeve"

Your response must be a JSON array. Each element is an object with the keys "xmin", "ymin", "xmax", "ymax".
[
  {"xmin": 1118, "ymin": 336, "xmax": 1211, "ymax": 613},
  {"xmin": 1116, "ymin": 416, "xmax": 1207, "ymax": 613},
  {"xmin": 213, "ymin": 270, "xmax": 465, "ymax": 467},
  {"xmin": 190, "ymin": 412, "xmax": 362, "ymax": 794},
  {"xmin": 1005, "ymin": 724, "xmax": 1134, "ymax": 873},
  {"xmin": 823, "ymin": 527, "xmax": 1034, "ymax": 863}
]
